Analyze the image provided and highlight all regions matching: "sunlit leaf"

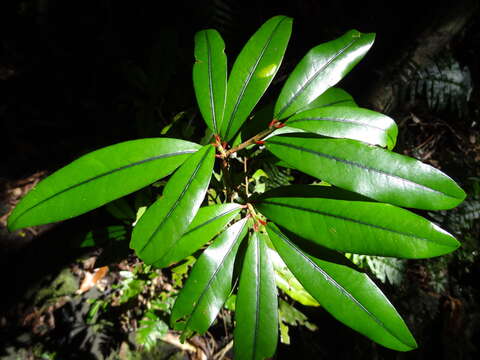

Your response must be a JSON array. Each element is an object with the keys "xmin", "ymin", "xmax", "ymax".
[
  {"xmin": 151, "ymin": 203, "xmax": 242, "ymax": 268},
  {"xmin": 234, "ymin": 232, "xmax": 278, "ymax": 360},
  {"xmin": 256, "ymin": 186, "xmax": 460, "ymax": 258},
  {"xmin": 220, "ymin": 16, "xmax": 293, "ymax": 141},
  {"xmin": 131, "ymin": 145, "xmax": 215, "ymax": 265},
  {"xmin": 170, "ymin": 218, "xmax": 249, "ymax": 334},
  {"xmin": 8, "ymin": 138, "xmax": 200, "ymax": 231},
  {"xmin": 286, "ymin": 106, "xmax": 398, "ymax": 149},
  {"xmin": 267, "ymin": 223, "xmax": 417, "ymax": 351},
  {"xmin": 274, "ymin": 30, "xmax": 375, "ymax": 119},
  {"xmin": 193, "ymin": 29, "xmax": 227, "ymax": 134},
  {"xmin": 266, "ymin": 135, "xmax": 465, "ymax": 210}
]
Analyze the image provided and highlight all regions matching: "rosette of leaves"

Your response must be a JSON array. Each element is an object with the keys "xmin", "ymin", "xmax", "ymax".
[{"xmin": 8, "ymin": 16, "xmax": 466, "ymax": 359}]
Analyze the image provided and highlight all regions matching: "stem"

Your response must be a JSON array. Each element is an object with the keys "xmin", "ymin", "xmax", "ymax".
[
  {"xmin": 244, "ymin": 156, "xmax": 250, "ymax": 198},
  {"xmin": 223, "ymin": 127, "xmax": 276, "ymax": 158},
  {"xmin": 220, "ymin": 157, "xmax": 234, "ymax": 202}
]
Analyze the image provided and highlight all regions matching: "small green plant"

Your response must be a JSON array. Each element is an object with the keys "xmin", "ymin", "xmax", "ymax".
[{"xmin": 8, "ymin": 16, "xmax": 466, "ymax": 359}]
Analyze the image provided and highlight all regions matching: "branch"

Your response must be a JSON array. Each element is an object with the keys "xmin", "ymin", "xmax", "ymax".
[{"xmin": 223, "ymin": 126, "xmax": 277, "ymax": 158}]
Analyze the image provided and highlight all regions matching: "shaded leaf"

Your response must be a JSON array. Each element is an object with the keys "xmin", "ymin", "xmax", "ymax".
[
  {"xmin": 8, "ymin": 138, "xmax": 200, "ymax": 231},
  {"xmin": 234, "ymin": 232, "xmax": 278, "ymax": 360},
  {"xmin": 193, "ymin": 29, "xmax": 227, "ymax": 134},
  {"xmin": 170, "ymin": 218, "xmax": 249, "ymax": 334},
  {"xmin": 131, "ymin": 145, "xmax": 215, "ymax": 265},
  {"xmin": 278, "ymin": 298, "xmax": 318, "ymax": 331},
  {"xmin": 266, "ymin": 135, "xmax": 465, "ymax": 210},
  {"xmin": 274, "ymin": 30, "xmax": 375, "ymax": 119},
  {"xmin": 136, "ymin": 311, "xmax": 169, "ymax": 351},
  {"xmin": 267, "ymin": 223, "xmax": 417, "ymax": 351},
  {"xmin": 220, "ymin": 15, "xmax": 293, "ymax": 141},
  {"xmin": 80, "ymin": 225, "xmax": 128, "ymax": 248}
]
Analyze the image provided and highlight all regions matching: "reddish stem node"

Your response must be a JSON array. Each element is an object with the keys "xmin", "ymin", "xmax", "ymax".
[
  {"xmin": 268, "ymin": 119, "xmax": 278, "ymax": 128},
  {"xmin": 258, "ymin": 219, "xmax": 267, "ymax": 226}
]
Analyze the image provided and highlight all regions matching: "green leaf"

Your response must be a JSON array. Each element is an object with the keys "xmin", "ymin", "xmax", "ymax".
[
  {"xmin": 274, "ymin": 30, "xmax": 375, "ymax": 120},
  {"xmin": 170, "ymin": 218, "xmax": 249, "ymax": 334},
  {"xmin": 8, "ymin": 138, "xmax": 201, "ymax": 231},
  {"xmin": 266, "ymin": 135, "xmax": 466, "ymax": 210},
  {"xmin": 301, "ymin": 87, "xmax": 357, "ymax": 111},
  {"xmin": 151, "ymin": 203, "xmax": 242, "ymax": 268},
  {"xmin": 220, "ymin": 15, "xmax": 293, "ymax": 141},
  {"xmin": 286, "ymin": 106, "xmax": 398, "ymax": 149},
  {"xmin": 193, "ymin": 29, "xmax": 227, "ymax": 134},
  {"xmin": 267, "ymin": 223, "xmax": 418, "ymax": 351},
  {"xmin": 131, "ymin": 145, "xmax": 215, "ymax": 265},
  {"xmin": 234, "ymin": 232, "xmax": 278, "ymax": 360},
  {"xmin": 256, "ymin": 193, "xmax": 460, "ymax": 258}
]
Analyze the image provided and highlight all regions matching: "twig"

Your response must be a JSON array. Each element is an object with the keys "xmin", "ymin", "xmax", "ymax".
[
  {"xmin": 213, "ymin": 340, "xmax": 234, "ymax": 360},
  {"xmin": 223, "ymin": 127, "xmax": 277, "ymax": 158}
]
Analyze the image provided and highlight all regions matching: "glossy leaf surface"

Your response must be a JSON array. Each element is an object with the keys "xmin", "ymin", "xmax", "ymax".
[
  {"xmin": 301, "ymin": 87, "xmax": 357, "ymax": 111},
  {"xmin": 152, "ymin": 203, "xmax": 242, "ymax": 268},
  {"xmin": 8, "ymin": 138, "xmax": 201, "ymax": 231},
  {"xmin": 267, "ymin": 224, "xmax": 417, "ymax": 351},
  {"xmin": 266, "ymin": 135, "xmax": 465, "ymax": 210},
  {"xmin": 274, "ymin": 30, "xmax": 375, "ymax": 120},
  {"xmin": 286, "ymin": 106, "xmax": 398, "ymax": 149},
  {"xmin": 193, "ymin": 29, "xmax": 227, "ymax": 134},
  {"xmin": 256, "ymin": 194, "xmax": 459, "ymax": 258},
  {"xmin": 131, "ymin": 145, "xmax": 215, "ymax": 265},
  {"xmin": 170, "ymin": 218, "xmax": 248, "ymax": 334},
  {"xmin": 220, "ymin": 16, "xmax": 292, "ymax": 141},
  {"xmin": 234, "ymin": 232, "xmax": 278, "ymax": 360}
]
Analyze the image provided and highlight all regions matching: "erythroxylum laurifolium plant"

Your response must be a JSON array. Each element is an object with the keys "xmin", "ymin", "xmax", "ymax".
[{"xmin": 8, "ymin": 15, "xmax": 466, "ymax": 358}]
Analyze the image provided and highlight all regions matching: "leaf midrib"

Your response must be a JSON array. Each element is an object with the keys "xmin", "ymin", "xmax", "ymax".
[
  {"xmin": 267, "ymin": 139, "xmax": 457, "ymax": 199},
  {"xmin": 223, "ymin": 17, "xmax": 287, "ymax": 139},
  {"xmin": 275, "ymin": 37, "xmax": 359, "ymax": 119},
  {"xmin": 271, "ymin": 226, "xmax": 411, "ymax": 347},
  {"xmin": 205, "ymin": 31, "xmax": 218, "ymax": 134},
  {"xmin": 252, "ymin": 236, "xmax": 261, "ymax": 360},
  {"xmin": 139, "ymin": 147, "xmax": 213, "ymax": 253},
  {"xmin": 10, "ymin": 150, "xmax": 197, "ymax": 228}
]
